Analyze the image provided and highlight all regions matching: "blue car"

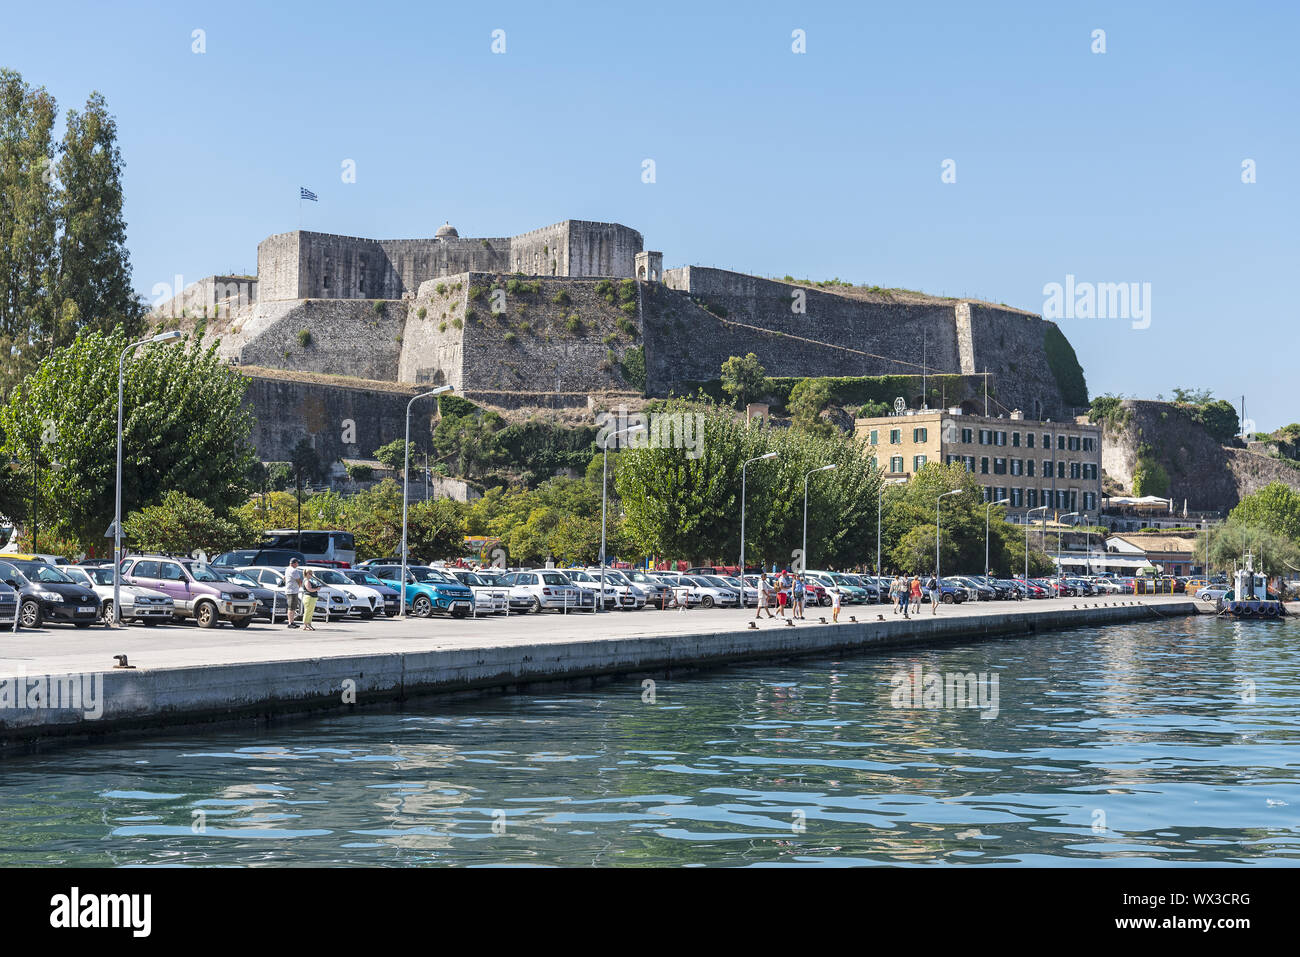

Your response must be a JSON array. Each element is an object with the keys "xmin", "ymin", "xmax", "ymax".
[{"xmin": 370, "ymin": 564, "xmax": 475, "ymax": 618}]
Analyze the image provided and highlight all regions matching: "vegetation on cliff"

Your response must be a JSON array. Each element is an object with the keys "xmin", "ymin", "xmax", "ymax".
[{"xmin": 1042, "ymin": 323, "xmax": 1088, "ymax": 409}]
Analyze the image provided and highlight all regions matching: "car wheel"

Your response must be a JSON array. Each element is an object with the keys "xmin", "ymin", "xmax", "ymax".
[
  {"xmin": 819, "ymin": 595, "xmax": 832, "ymax": 607},
  {"xmin": 412, "ymin": 595, "xmax": 433, "ymax": 618},
  {"xmin": 701, "ymin": 595, "xmax": 714, "ymax": 608},
  {"xmin": 230, "ymin": 616, "xmax": 253, "ymax": 629},
  {"xmin": 942, "ymin": 593, "xmax": 955, "ymax": 604},
  {"xmin": 195, "ymin": 600, "xmax": 218, "ymax": 628},
  {"xmin": 19, "ymin": 599, "xmax": 41, "ymax": 629},
  {"xmin": 532, "ymin": 597, "xmax": 544, "ymax": 614},
  {"xmin": 99, "ymin": 599, "xmax": 114, "ymax": 624}
]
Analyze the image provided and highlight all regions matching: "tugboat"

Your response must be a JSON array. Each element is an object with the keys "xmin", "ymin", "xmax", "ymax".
[{"xmin": 1218, "ymin": 553, "xmax": 1286, "ymax": 619}]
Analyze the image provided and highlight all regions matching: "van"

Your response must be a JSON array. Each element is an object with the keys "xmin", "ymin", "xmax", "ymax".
[{"xmin": 259, "ymin": 530, "xmax": 356, "ymax": 567}]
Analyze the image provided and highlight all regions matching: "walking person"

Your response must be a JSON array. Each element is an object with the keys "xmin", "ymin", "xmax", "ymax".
[
  {"xmin": 890, "ymin": 575, "xmax": 902, "ymax": 614},
  {"xmin": 928, "ymin": 576, "xmax": 940, "ymax": 615},
  {"xmin": 776, "ymin": 572, "xmax": 790, "ymax": 618},
  {"xmin": 285, "ymin": 557, "xmax": 304, "ymax": 629},
  {"xmin": 910, "ymin": 575, "xmax": 923, "ymax": 615},
  {"xmin": 756, "ymin": 572, "xmax": 774, "ymax": 619},
  {"xmin": 301, "ymin": 568, "xmax": 320, "ymax": 631},
  {"xmin": 899, "ymin": 574, "xmax": 910, "ymax": 618}
]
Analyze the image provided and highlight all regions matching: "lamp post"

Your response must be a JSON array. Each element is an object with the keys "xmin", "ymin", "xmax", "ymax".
[
  {"xmin": 1058, "ymin": 511, "xmax": 1079, "ymax": 572},
  {"xmin": 935, "ymin": 489, "xmax": 960, "ymax": 608},
  {"xmin": 985, "ymin": 497, "xmax": 1010, "ymax": 578},
  {"xmin": 740, "ymin": 452, "xmax": 778, "ymax": 600},
  {"xmin": 113, "ymin": 330, "xmax": 183, "ymax": 626},
  {"xmin": 802, "ymin": 464, "xmax": 837, "ymax": 571},
  {"xmin": 1026, "ymin": 504, "xmax": 1049, "ymax": 590},
  {"xmin": 400, "ymin": 384, "xmax": 453, "ymax": 618},
  {"xmin": 877, "ymin": 477, "xmax": 906, "ymax": 577},
  {"xmin": 600, "ymin": 422, "xmax": 646, "ymax": 612}
]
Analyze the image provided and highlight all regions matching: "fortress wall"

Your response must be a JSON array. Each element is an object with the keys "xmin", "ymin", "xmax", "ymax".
[
  {"xmin": 509, "ymin": 222, "xmax": 569, "ymax": 276},
  {"xmin": 398, "ymin": 276, "xmax": 469, "ymax": 387},
  {"xmin": 398, "ymin": 237, "xmax": 511, "ymax": 286},
  {"xmin": 295, "ymin": 233, "xmax": 393, "ymax": 299},
  {"xmin": 661, "ymin": 266, "xmax": 962, "ymax": 378},
  {"xmin": 965, "ymin": 304, "xmax": 1069, "ymax": 420},
  {"xmin": 242, "ymin": 371, "xmax": 431, "ymax": 464},
  {"xmin": 567, "ymin": 222, "xmax": 642, "ymax": 277},
  {"xmin": 234, "ymin": 298, "xmax": 408, "ymax": 380},
  {"xmin": 456, "ymin": 274, "xmax": 640, "ymax": 395},
  {"xmin": 150, "ymin": 275, "xmax": 257, "ymax": 319},
  {"xmin": 256, "ymin": 232, "xmax": 302, "ymax": 301}
]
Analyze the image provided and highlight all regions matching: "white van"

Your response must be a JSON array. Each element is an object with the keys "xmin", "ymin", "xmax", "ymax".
[{"xmin": 260, "ymin": 530, "xmax": 356, "ymax": 566}]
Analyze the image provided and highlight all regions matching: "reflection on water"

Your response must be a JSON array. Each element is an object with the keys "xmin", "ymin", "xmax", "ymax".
[{"xmin": 1, "ymin": 614, "xmax": 1297, "ymax": 866}]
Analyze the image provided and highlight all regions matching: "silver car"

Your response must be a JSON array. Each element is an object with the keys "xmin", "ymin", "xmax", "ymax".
[{"xmin": 64, "ymin": 565, "xmax": 175, "ymax": 625}]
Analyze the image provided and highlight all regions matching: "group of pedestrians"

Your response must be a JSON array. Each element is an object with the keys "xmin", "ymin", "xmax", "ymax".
[
  {"xmin": 283, "ymin": 557, "xmax": 321, "ymax": 630},
  {"xmin": 887, "ymin": 574, "xmax": 936, "ymax": 618},
  {"xmin": 754, "ymin": 570, "xmax": 844, "ymax": 623}
]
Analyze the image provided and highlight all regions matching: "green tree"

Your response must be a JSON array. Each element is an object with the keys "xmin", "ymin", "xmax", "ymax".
[
  {"xmin": 52, "ymin": 91, "xmax": 143, "ymax": 345},
  {"xmin": 290, "ymin": 437, "xmax": 324, "ymax": 487},
  {"xmin": 1131, "ymin": 453, "xmax": 1170, "ymax": 498},
  {"xmin": 372, "ymin": 438, "xmax": 415, "ymax": 474},
  {"xmin": 1228, "ymin": 482, "xmax": 1300, "ymax": 543},
  {"xmin": 788, "ymin": 378, "xmax": 835, "ymax": 437},
  {"xmin": 0, "ymin": 69, "xmax": 58, "ymax": 383},
  {"xmin": 1207, "ymin": 520, "xmax": 1300, "ymax": 579},
  {"xmin": 122, "ymin": 490, "xmax": 252, "ymax": 555},
  {"xmin": 720, "ymin": 353, "xmax": 768, "ymax": 408},
  {"xmin": 0, "ymin": 329, "xmax": 256, "ymax": 550},
  {"xmin": 406, "ymin": 497, "xmax": 467, "ymax": 561}
]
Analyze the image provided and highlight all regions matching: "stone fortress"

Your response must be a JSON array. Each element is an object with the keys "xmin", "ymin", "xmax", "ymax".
[{"xmin": 154, "ymin": 217, "xmax": 1089, "ymax": 466}]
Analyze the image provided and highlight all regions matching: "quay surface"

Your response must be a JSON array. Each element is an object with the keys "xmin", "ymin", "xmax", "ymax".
[{"xmin": 0, "ymin": 596, "xmax": 1200, "ymax": 748}]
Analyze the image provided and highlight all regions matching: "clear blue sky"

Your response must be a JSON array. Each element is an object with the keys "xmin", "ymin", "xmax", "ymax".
[{"xmin": 6, "ymin": 1, "xmax": 1296, "ymax": 428}]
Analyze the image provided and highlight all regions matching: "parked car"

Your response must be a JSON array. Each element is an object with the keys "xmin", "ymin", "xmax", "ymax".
[
  {"xmin": 306, "ymin": 566, "xmax": 386, "ymax": 617},
  {"xmin": 63, "ymin": 565, "xmax": 175, "ymax": 625},
  {"xmin": 340, "ymin": 569, "xmax": 402, "ymax": 617},
  {"xmin": 653, "ymin": 572, "xmax": 702, "ymax": 607},
  {"xmin": 236, "ymin": 566, "xmax": 350, "ymax": 619},
  {"xmin": 1196, "ymin": 585, "xmax": 1232, "ymax": 602},
  {"xmin": 369, "ymin": 565, "xmax": 475, "ymax": 618},
  {"xmin": 922, "ymin": 577, "xmax": 968, "ymax": 604},
  {"xmin": 495, "ymin": 569, "xmax": 594, "ymax": 613},
  {"xmin": 119, "ymin": 556, "xmax": 257, "ymax": 628},
  {"xmin": 722, "ymin": 575, "xmax": 761, "ymax": 607},
  {"xmin": 444, "ymin": 568, "xmax": 509, "ymax": 615},
  {"xmin": 580, "ymin": 567, "xmax": 648, "ymax": 610},
  {"xmin": 949, "ymin": 576, "xmax": 996, "ymax": 601},
  {"xmin": 211, "ymin": 548, "xmax": 307, "ymax": 569},
  {"xmin": 0, "ymin": 580, "xmax": 18, "ymax": 626},
  {"xmin": 560, "ymin": 568, "xmax": 625, "ymax": 609},
  {"xmin": 0, "ymin": 559, "xmax": 101, "ymax": 628},
  {"xmin": 677, "ymin": 574, "xmax": 739, "ymax": 608},
  {"xmin": 625, "ymin": 570, "xmax": 674, "ymax": 609}
]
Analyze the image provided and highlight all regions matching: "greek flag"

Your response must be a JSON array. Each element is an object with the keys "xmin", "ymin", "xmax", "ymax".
[{"xmin": 300, "ymin": 187, "xmax": 317, "ymax": 201}]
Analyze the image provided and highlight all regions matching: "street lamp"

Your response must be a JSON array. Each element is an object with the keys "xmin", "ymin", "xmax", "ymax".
[
  {"xmin": 935, "ymin": 489, "xmax": 961, "ymax": 607},
  {"xmin": 739, "ymin": 452, "xmax": 778, "ymax": 600},
  {"xmin": 985, "ymin": 497, "xmax": 1010, "ymax": 578},
  {"xmin": 1026, "ymin": 504, "xmax": 1049, "ymax": 590},
  {"xmin": 802, "ymin": 464, "xmax": 837, "ymax": 571},
  {"xmin": 400, "ymin": 384, "xmax": 453, "ymax": 618},
  {"xmin": 1058, "ymin": 511, "xmax": 1079, "ymax": 571},
  {"xmin": 113, "ymin": 330, "xmax": 183, "ymax": 626},
  {"xmin": 877, "ymin": 477, "xmax": 907, "ymax": 577},
  {"xmin": 600, "ymin": 422, "xmax": 646, "ymax": 612}
]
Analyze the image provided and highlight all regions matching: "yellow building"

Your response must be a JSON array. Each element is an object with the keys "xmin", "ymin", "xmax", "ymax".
[{"xmin": 855, "ymin": 408, "xmax": 1103, "ymax": 522}]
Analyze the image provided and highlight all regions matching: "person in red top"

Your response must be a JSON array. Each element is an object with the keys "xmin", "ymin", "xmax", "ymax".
[{"xmin": 910, "ymin": 576, "xmax": 923, "ymax": 611}]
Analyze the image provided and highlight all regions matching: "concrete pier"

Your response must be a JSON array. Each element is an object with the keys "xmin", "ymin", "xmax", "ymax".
[{"xmin": 0, "ymin": 596, "xmax": 1200, "ymax": 749}]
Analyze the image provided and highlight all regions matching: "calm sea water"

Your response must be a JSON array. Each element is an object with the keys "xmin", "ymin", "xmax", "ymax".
[{"xmin": 1, "ymin": 614, "xmax": 1297, "ymax": 866}]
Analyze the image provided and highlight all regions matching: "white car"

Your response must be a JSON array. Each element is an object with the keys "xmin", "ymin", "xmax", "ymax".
[
  {"xmin": 1090, "ymin": 578, "xmax": 1123, "ymax": 594},
  {"xmin": 723, "ymin": 575, "xmax": 759, "ymax": 606},
  {"xmin": 651, "ymin": 572, "xmax": 702, "ymax": 607},
  {"xmin": 1196, "ymin": 586, "xmax": 1232, "ymax": 602},
  {"xmin": 561, "ymin": 568, "xmax": 624, "ymax": 609},
  {"xmin": 671, "ymin": 574, "xmax": 739, "ymax": 608},
  {"xmin": 64, "ymin": 565, "xmax": 175, "ymax": 625},
  {"xmin": 237, "ymin": 566, "xmax": 351, "ymax": 618},
  {"xmin": 306, "ymin": 566, "xmax": 385, "ymax": 617},
  {"xmin": 445, "ymin": 568, "xmax": 509, "ymax": 614},
  {"xmin": 581, "ymin": 567, "xmax": 646, "ymax": 609},
  {"xmin": 497, "ymin": 569, "xmax": 595, "ymax": 612}
]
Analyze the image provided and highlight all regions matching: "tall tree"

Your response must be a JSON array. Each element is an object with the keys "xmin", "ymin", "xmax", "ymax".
[
  {"xmin": 0, "ymin": 69, "xmax": 58, "ymax": 386},
  {"xmin": 53, "ymin": 91, "xmax": 143, "ymax": 345}
]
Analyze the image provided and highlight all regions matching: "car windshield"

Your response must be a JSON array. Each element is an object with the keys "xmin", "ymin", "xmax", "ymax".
[
  {"xmin": 18, "ymin": 563, "xmax": 73, "ymax": 584},
  {"xmin": 541, "ymin": 572, "xmax": 571, "ymax": 586},
  {"xmin": 188, "ymin": 564, "xmax": 224, "ymax": 583},
  {"xmin": 84, "ymin": 568, "xmax": 115, "ymax": 586},
  {"xmin": 831, "ymin": 575, "xmax": 858, "ymax": 587},
  {"xmin": 411, "ymin": 568, "xmax": 455, "ymax": 584},
  {"xmin": 565, "ymin": 570, "xmax": 594, "ymax": 582},
  {"xmin": 456, "ymin": 572, "xmax": 488, "ymax": 586},
  {"xmin": 224, "ymin": 572, "xmax": 258, "ymax": 588},
  {"xmin": 310, "ymin": 570, "xmax": 350, "ymax": 585},
  {"xmin": 704, "ymin": 576, "xmax": 731, "ymax": 588}
]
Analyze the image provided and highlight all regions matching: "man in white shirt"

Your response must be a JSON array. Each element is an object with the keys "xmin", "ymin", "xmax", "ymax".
[{"xmin": 285, "ymin": 558, "xmax": 304, "ymax": 628}]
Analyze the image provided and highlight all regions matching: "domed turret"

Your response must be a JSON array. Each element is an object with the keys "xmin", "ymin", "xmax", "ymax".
[{"xmin": 435, "ymin": 222, "xmax": 459, "ymax": 239}]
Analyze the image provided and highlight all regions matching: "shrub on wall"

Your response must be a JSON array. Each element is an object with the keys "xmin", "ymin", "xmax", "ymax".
[
  {"xmin": 620, "ymin": 302, "xmax": 637, "ymax": 317},
  {"xmin": 1043, "ymin": 323, "xmax": 1088, "ymax": 408},
  {"xmin": 620, "ymin": 345, "xmax": 646, "ymax": 392},
  {"xmin": 469, "ymin": 285, "xmax": 486, "ymax": 301},
  {"xmin": 617, "ymin": 316, "xmax": 638, "ymax": 337},
  {"xmin": 417, "ymin": 306, "xmax": 427, "ymax": 319},
  {"xmin": 504, "ymin": 331, "xmax": 518, "ymax": 344},
  {"xmin": 565, "ymin": 315, "xmax": 583, "ymax": 334},
  {"xmin": 297, "ymin": 328, "xmax": 312, "ymax": 347},
  {"xmin": 439, "ymin": 322, "xmax": 448, "ymax": 332},
  {"xmin": 552, "ymin": 290, "xmax": 571, "ymax": 306},
  {"xmin": 435, "ymin": 283, "xmax": 447, "ymax": 295},
  {"xmin": 345, "ymin": 463, "xmax": 374, "ymax": 482},
  {"xmin": 618, "ymin": 280, "xmax": 637, "ymax": 303},
  {"xmin": 373, "ymin": 300, "xmax": 386, "ymax": 315}
]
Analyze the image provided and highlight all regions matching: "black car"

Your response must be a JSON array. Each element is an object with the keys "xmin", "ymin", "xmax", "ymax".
[
  {"xmin": 215, "ymin": 568, "xmax": 282, "ymax": 621},
  {"xmin": 0, "ymin": 559, "xmax": 101, "ymax": 628},
  {"xmin": 211, "ymin": 548, "xmax": 307, "ymax": 569}
]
